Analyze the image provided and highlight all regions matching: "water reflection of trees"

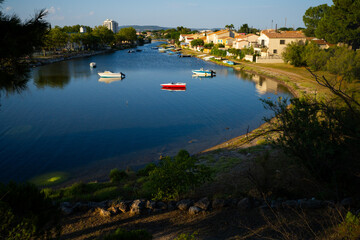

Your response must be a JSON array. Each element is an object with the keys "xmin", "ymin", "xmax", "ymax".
[
  {"xmin": 33, "ymin": 63, "xmax": 71, "ymax": 89},
  {"xmin": 0, "ymin": 65, "xmax": 30, "ymax": 108}
]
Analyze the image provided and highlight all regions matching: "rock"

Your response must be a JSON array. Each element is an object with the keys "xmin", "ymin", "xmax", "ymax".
[
  {"xmin": 298, "ymin": 199, "xmax": 322, "ymax": 209},
  {"xmin": 108, "ymin": 206, "xmax": 119, "ymax": 215},
  {"xmin": 189, "ymin": 206, "xmax": 202, "ymax": 215},
  {"xmin": 282, "ymin": 200, "xmax": 298, "ymax": 208},
  {"xmin": 117, "ymin": 201, "xmax": 129, "ymax": 213},
  {"xmin": 194, "ymin": 197, "xmax": 210, "ymax": 210},
  {"xmin": 270, "ymin": 200, "xmax": 282, "ymax": 209},
  {"xmin": 130, "ymin": 199, "xmax": 146, "ymax": 215},
  {"xmin": 167, "ymin": 201, "xmax": 177, "ymax": 211},
  {"xmin": 97, "ymin": 207, "xmax": 111, "ymax": 217},
  {"xmin": 341, "ymin": 198, "xmax": 354, "ymax": 207},
  {"xmin": 177, "ymin": 199, "xmax": 193, "ymax": 211},
  {"xmin": 61, "ymin": 206, "xmax": 73, "ymax": 215},
  {"xmin": 212, "ymin": 199, "xmax": 226, "ymax": 209},
  {"xmin": 238, "ymin": 198, "xmax": 251, "ymax": 210},
  {"xmin": 157, "ymin": 201, "xmax": 167, "ymax": 210},
  {"xmin": 146, "ymin": 200, "xmax": 157, "ymax": 209},
  {"xmin": 227, "ymin": 199, "xmax": 239, "ymax": 207}
]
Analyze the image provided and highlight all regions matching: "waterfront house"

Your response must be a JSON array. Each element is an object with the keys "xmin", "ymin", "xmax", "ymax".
[
  {"xmin": 257, "ymin": 29, "xmax": 306, "ymax": 57},
  {"xmin": 206, "ymin": 30, "xmax": 235, "ymax": 44},
  {"xmin": 233, "ymin": 34, "xmax": 259, "ymax": 49}
]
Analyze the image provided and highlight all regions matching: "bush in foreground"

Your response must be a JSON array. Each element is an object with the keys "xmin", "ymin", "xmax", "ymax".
[{"xmin": 103, "ymin": 228, "xmax": 152, "ymax": 240}]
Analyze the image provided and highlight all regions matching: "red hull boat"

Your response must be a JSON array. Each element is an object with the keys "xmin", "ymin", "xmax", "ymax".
[{"xmin": 160, "ymin": 82, "xmax": 186, "ymax": 88}]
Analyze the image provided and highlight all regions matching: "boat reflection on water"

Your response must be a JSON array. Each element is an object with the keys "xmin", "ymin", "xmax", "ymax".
[
  {"xmin": 98, "ymin": 77, "xmax": 123, "ymax": 84},
  {"xmin": 192, "ymin": 74, "xmax": 214, "ymax": 79},
  {"xmin": 161, "ymin": 87, "xmax": 186, "ymax": 92}
]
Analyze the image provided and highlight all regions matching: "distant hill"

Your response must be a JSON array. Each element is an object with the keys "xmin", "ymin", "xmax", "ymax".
[{"xmin": 118, "ymin": 25, "xmax": 170, "ymax": 31}]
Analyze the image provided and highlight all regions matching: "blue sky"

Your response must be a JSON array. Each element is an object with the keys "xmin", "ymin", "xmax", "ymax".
[{"xmin": 3, "ymin": 0, "xmax": 333, "ymax": 29}]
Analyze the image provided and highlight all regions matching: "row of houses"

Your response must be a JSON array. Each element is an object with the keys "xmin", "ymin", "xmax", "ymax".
[{"xmin": 179, "ymin": 29, "xmax": 331, "ymax": 61}]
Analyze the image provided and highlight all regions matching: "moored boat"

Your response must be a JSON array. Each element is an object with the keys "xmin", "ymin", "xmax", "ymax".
[
  {"xmin": 98, "ymin": 71, "xmax": 125, "ymax": 78},
  {"xmin": 160, "ymin": 82, "xmax": 186, "ymax": 88},
  {"xmin": 90, "ymin": 62, "xmax": 96, "ymax": 68},
  {"xmin": 223, "ymin": 60, "xmax": 235, "ymax": 65},
  {"xmin": 161, "ymin": 87, "xmax": 186, "ymax": 92},
  {"xmin": 192, "ymin": 68, "xmax": 216, "ymax": 77}
]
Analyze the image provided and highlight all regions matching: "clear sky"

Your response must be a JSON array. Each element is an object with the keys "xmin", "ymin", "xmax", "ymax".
[{"xmin": 3, "ymin": 0, "xmax": 333, "ymax": 29}]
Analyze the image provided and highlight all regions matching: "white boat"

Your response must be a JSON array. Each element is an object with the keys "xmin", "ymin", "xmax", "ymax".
[
  {"xmin": 223, "ymin": 60, "xmax": 235, "ymax": 65},
  {"xmin": 90, "ymin": 62, "xmax": 96, "ymax": 68},
  {"xmin": 203, "ymin": 56, "xmax": 214, "ymax": 61},
  {"xmin": 192, "ymin": 68, "xmax": 216, "ymax": 77},
  {"xmin": 98, "ymin": 71, "xmax": 125, "ymax": 78}
]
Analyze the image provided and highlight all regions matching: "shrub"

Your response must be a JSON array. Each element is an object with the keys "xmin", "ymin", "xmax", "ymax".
[
  {"xmin": 0, "ymin": 182, "xmax": 61, "ymax": 239},
  {"xmin": 174, "ymin": 231, "xmax": 199, "ymax": 240},
  {"xmin": 304, "ymin": 41, "xmax": 330, "ymax": 71},
  {"xmin": 282, "ymin": 41, "xmax": 307, "ymax": 67},
  {"xmin": 109, "ymin": 168, "xmax": 128, "ymax": 183},
  {"xmin": 326, "ymin": 47, "xmax": 360, "ymax": 82},
  {"xmin": 204, "ymin": 43, "xmax": 214, "ymax": 49},
  {"xmin": 103, "ymin": 228, "xmax": 152, "ymax": 240},
  {"xmin": 210, "ymin": 47, "xmax": 226, "ymax": 57},
  {"xmin": 148, "ymin": 150, "xmax": 213, "ymax": 201},
  {"xmin": 137, "ymin": 163, "xmax": 156, "ymax": 177}
]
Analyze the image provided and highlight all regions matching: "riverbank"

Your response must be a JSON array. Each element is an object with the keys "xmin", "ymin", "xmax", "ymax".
[
  {"xmin": 180, "ymin": 48, "xmax": 335, "ymax": 152},
  {"xmin": 29, "ymin": 49, "xmax": 116, "ymax": 68}
]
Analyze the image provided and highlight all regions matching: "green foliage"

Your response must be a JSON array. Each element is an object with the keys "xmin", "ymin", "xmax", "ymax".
[
  {"xmin": 148, "ymin": 150, "xmax": 213, "ymax": 201},
  {"xmin": 335, "ymin": 212, "xmax": 360, "ymax": 239},
  {"xmin": 0, "ymin": 182, "xmax": 61, "ymax": 239},
  {"xmin": 304, "ymin": 42, "xmax": 330, "ymax": 71},
  {"xmin": 117, "ymin": 27, "xmax": 137, "ymax": 42},
  {"xmin": 326, "ymin": 47, "xmax": 360, "ymax": 82},
  {"xmin": 103, "ymin": 228, "xmax": 152, "ymax": 240},
  {"xmin": 174, "ymin": 231, "xmax": 199, "ymax": 240},
  {"xmin": 109, "ymin": 168, "xmax": 128, "ymax": 183},
  {"xmin": 282, "ymin": 41, "xmax": 307, "ymax": 67},
  {"xmin": 0, "ymin": 7, "xmax": 49, "ymax": 67},
  {"xmin": 203, "ymin": 43, "xmax": 214, "ymax": 49},
  {"xmin": 92, "ymin": 25, "xmax": 115, "ymax": 45},
  {"xmin": 211, "ymin": 47, "xmax": 226, "ymax": 57},
  {"xmin": 238, "ymin": 24, "xmax": 259, "ymax": 34},
  {"xmin": 227, "ymin": 48, "xmax": 241, "ymax": 58},
  {"xmin": 225, "ymin": 24, "xmax": 235, "ymax": 30},
  {"xmin": 315, "ymin": 0, "xmax": 360, "ymax": 49},
  {"xmin": 302, "ymin": 4, "xmax": 330, "ymax": 37},
  {"xmin": 137, "ymin": 163, "xmax": 156, "ymax": 177},
  {"xmin": 262, "ymin": 96, "xmax": 360, "ymax": 198},
  {"xmin": 190, "ymin": 39, "xmax": 204, "ymax": 47}
]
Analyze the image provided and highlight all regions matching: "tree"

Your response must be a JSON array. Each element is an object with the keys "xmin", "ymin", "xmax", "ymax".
[
  {"xmin": 45, "ymin": 27, "xmax": 69, "ymax": 51},
  {"xmin": 116, "ymin": 27, "xmax": 137, "ymax": 43},
  {"xmin": 316, "ymin": 0, "xmax": 360, "ymax": 49},
  {"xmin": 190, "ymin": 39, "xmax": 204, "ymax": 47},
  {"xmin": 239, "ymin": 24, "xmax": 249, "ymax": 33},
  {"xmin": 302, "ymin": 4, "xmax": 330, "ymax": 37},
  {"xmin": 0, "ymin": 3, "xmax": 49, "ymax": 68},
  {"xmin": 282, "ymin": 41, "xmax": 307, "ymax": 67},
  {"xmin": 92, "ymin": 25, "xmax": 115, "ymax": 46},
  {"xmin": 225, "ymin": 24, "xmax": 235, "ymax": 30}
]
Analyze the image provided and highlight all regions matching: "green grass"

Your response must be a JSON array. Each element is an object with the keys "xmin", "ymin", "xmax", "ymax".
[{"xmin": 29, "ymin": 171, "xmax": 69, "ymax": 187}]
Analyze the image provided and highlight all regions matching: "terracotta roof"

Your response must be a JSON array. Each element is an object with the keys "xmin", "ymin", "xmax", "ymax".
[
  {"xmin": 262, "ymin": 30, "xmax": 306, "ymax": 38},
  {"xmin": 208, "ymin": 29, "xmax": 229, "ymax": 36},
  {"xmin": 200, "ymin": 36, "xmax": 206, "ymax": 40},
  {"xmin": 218, "ymin": 36, "xmax": 233, "ymax": 40},
  {"xmin": 235, "ymin": 35, "xmax": 246, "ymax": 39}
]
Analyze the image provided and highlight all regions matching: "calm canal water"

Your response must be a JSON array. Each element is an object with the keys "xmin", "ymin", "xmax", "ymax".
[{"xmin": 0, "ymin": 43, "xmax": 292, "ymax": 184}]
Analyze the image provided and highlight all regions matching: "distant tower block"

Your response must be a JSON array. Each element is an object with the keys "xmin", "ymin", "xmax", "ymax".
[
  {"xmin": 80, "ymin": 26, "xmax": 86, "ymax": 33},
  {"xmin": 103, "ymin": 19, "xmax": 119, "ymax": 33}
]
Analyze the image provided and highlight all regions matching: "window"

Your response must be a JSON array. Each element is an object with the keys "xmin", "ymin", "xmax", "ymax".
[
  {"xmin": 280, "ymin": 40, "xmax": 285, "ymax": 45},
  {"xmin": 273, "ymin": 49, "xmax": 277, "ymax": 54}
]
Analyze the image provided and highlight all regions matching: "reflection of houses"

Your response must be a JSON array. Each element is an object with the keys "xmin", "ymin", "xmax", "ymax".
[{"xmin": 251, "ymin": 74, "xmax": 280, "ymax": 95}]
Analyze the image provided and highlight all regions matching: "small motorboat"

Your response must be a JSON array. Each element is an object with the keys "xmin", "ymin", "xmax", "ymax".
[
  {"xmin": 98, "ymin": 71, "xmax": 125, "ymax": 78},
  {"xmin": 192, "ymin": 68, "xmax": 216, "ymax": 77},
  {"xmin": 90, "ymin": 62, "xmax": 96, "ymax": 68},
  {"xmin": 223, "ymin": 60, "xmax": 235, "ymax": 65},
  {"xmin": 160, "ymin": 82, "xmax": 186, "ymax": 88},
  {"xmin": 128, "ymin": 50, "xmax": 135, "ymax": 53},
  {"xmin": 161, "ymin": 87, "xmax": 186, "ymax": 92}
]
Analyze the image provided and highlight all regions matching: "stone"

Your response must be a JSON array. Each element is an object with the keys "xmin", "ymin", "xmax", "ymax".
[
  {"xmin": 212, "ymin": 199, "xmax": 226, "ymax": 209},
  {"xmin": 189, "ymin": 206, "xmax": 202, "ymax": 215},
  {"xmin": 282, "ymin": 200, "xmax": 298, "ymax": 209},
  {"xmin": 146, "ymin": 200, "xmax": 157, "ymax": 209},
  {"xmin": 108, "ymin": 206, "xmax": 119, "ymax": 215},
  {"xmin": 167, "ymin": 201, "xmax": 177, "ymax": 211},
  {"xmin": 177, "ymin": 199, "xmax": 193, "ymax": 211},
  {"xmin": 97, "ymin": 207, "xmax": 111, "ymax": 217},
  {"xmin": 130, "ymin": 199, "xmax": 146, "ymax": 215},
  {"xmin": 194, "ymin": 197, "xmax": 210, "ymax": 210},
  {"xmin": 298, "ymin": 199, "xmax": 322, "ymax": 209},
  {"xmin": 238, "ymin": 198, "xmax": 251, "ymax": 210},
  {"xmin": 157, "ymin": 201, "xmax": 167, "ymax": 210},
  {"xmin": 341, "ymin": 198, "xmax": 354, "ymax": 207},
  {"xmin": 117, "ymin": 201, "xmax": 129, "ymax": 213},
  {"xmin": 61, "ymin": 206, "xmax": 73, "ymax": 215}
]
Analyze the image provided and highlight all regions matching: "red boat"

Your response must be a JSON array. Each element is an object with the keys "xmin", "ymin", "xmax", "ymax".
[
  {"xmin": 161, "ymin": 87, "xmax": 186, "ymax": 92},
  {"xmin": 160, "ymin": 82, "xmax": 186, "ymax": 88}
]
